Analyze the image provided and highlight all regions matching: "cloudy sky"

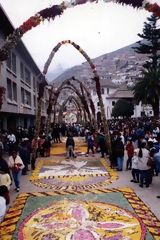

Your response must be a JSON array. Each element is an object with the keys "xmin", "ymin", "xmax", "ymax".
[{"xmin": 0, "ymin": 0, "xmax": 158, "ymax": 80}]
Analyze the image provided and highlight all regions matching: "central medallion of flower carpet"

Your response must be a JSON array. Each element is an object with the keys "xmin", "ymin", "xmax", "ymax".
[
  {"xmin": 1, "ymin": 188, "xmax": 160, "ymax": 239},
  {"xmin": 30, "ymin": 158, "xmax": 118, "ymax": 191}
]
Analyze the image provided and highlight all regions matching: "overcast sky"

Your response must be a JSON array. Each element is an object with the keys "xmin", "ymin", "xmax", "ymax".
[{"xmin": 0, "ymin": 0, "xmax": 158, "ymax": 80}]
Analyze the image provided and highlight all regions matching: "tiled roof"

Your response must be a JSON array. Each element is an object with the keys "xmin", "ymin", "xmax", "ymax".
[
  {"xmin": 107, "ymin": 88, "xmax": 133, "ymax": 99},
  {"xmin": 100, "ymin": 79, "xmax": 118, "ymax": 88}
]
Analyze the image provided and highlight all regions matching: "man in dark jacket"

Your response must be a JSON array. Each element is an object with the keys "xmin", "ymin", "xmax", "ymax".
[
  {"xmin": 97, "ymin": 132, "xmax": 107, "ymax": 158},
  {"xmin": 115, "ymin": 137, "xmax": 124, "ymax": 171},
  {"xmin": 66, "ymin": 135, "xmax": 76, "ymax": 158}
]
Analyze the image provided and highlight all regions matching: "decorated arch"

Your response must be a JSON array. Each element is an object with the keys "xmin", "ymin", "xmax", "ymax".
[
  {"xmin": 72, "ymin": 77, "xmax": 96, "ymax": 117},
  {"xmin": 45, "ymin": 79, "xmax": 93, "ymax": 136},
  {"xmin": 0, "ymin": 0, "xmax": 160, "ymax": 61},
  {"xmin": 42, "ymin": 39, "xmax": 111, "ymax": 152},
  {"xmin": 0, "ymin": 0, "xmax": 159, "ymax": 155},
  {"xmin": 58, "ymin": 95, "xmax": 84, "ymax": 123},
  {"xmin": 47, "ymin": 77, "xmax": 95, "ymax": 121},
  {"xmin": 58, "ymin": 85, "xmax": 91, "ymax": 121},
  {"xmin": 59, "ymin": 84, "xmax": 91, "ymax": 121}
]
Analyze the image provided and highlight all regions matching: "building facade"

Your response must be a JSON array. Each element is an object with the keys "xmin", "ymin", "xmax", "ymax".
[
  {"xmin": 0, "ymin": 5, "xmax": 48, "ymax": 131},
  {"xmin": 91, "ymin": 83, "xmax": 153, "ymax": 120}
]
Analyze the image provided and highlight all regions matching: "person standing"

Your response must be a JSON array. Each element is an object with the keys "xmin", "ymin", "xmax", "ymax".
[
  {"xmin": 97, "ymin": 132, "xmax": 107, "ymax": 158},
  {"xmin": 86, "ymin": 132, "xmax": 94, "ymax": 156},
  {"xmin": 130, "ymin": 151, "xmax": 139, "ymax": 183},
  {"xmin": 115, "ymin": 137, "xmax": 124, "ymax": 171},
  {"xmin": 0, "ymin": 185, "xmax": 10, "ymax": 223},
  {"xmin": 126, "ymin": 139, "xmax": 134, "ymax": 170},
  {"xmin": 8, "ymin": 150, "xmax": 24, "ymax": 192},
  {"xmin": 66, "ymin": 134, "xmax": 75, "ymax": 158},
  {"xmin": 135, "ymin": 142, "xmax": 151, "ymax": 188},
  {"xmin": 42, "ymin": 137, "xmax": 51, "ymax": 157}
]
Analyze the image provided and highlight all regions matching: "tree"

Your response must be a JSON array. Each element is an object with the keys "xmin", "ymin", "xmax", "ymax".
[
  {"xmin": 133, "ymin": 14, "xmax": 160, "ymax": 117},
  {"xmin": 112, "ymin": 99, "xmax": 134, "ymax": 118}
]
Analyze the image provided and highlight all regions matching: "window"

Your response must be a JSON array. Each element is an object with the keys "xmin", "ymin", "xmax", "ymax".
[
  {"xmin": 25, "ymin": 91, "xmax": 31, "ymax": 106},
  {"xmin": 7, "ymin": 79, "xmax": 12, "ymax": 100},
  {"xmin": 97, "ymin": 102, "xmax": 100, "ymax": 107},
  {"xmin": 112, "ymin": 101, "xmax": 115, "ymax": 106},
  {"xmin": 21, "ymin": 88, "xmax": 25, "ymax": 104},
  {"xmin": 7, "ymin": 52, "xmax": 16, "ymax": 73},
  {"xmin": 107, "ymin": 88, "xmax": 109, "ymax": 94},
  {"xmin": 13, "ymin": 82, "xmax": 17, "ymax": 101},
  {"xmin": 101, "ymin": 88, "xmax": 104, "ymax": 95},
  {"xmin": 25, "ymin": 68, "xmax": 31, "ymax": 85},
  {"xmin": 7, "ymin": 78, "xmax": 17, "ymax": 102},
  {"xmin": 20, "ymin": 62, "xmax": 24, "ymax": 80},
  {"xmin": 21, "ymin": 88, "xmax": 31, "ymax": 106},
  {"xmin": 20, "ymin": 62, "xmax": 31, "ymax": 86}
]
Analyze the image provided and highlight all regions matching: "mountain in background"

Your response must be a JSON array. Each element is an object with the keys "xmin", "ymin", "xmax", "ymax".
[
  {"xmin": 47, "ymin": 64, "xmax": 65, "ymax": 83},
  {"xmin": 51, "ymin": 41, "xmax": 146, "ymax": 88}
]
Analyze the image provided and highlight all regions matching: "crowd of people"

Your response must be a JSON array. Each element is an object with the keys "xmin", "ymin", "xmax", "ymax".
[
  {"xmin": 0, "ymin": 118, "xmax": 160, "ymax": 222},
  {"xmin": 83, "ymin": 118, "xmax": 160, "ymax": 199}
]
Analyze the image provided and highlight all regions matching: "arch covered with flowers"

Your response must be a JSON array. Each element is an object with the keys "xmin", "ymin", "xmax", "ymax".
[
  {"xmin": 0, "ymin": 0, "xmax": 159, "ymax": 155},
  {"xmin": 0, "ymin": 0, "xmax": 159, "ymax": 61},
  {"xmin": 45, "ymin": 78, "xmax": 94, "ymax": 136},
  {"xmin": 58, "ymin": 95, "xmax": 84, "ymax": 123},
  {"xmin": 37, "ymin": 40, "xmax": 110, "ymax": 152}
]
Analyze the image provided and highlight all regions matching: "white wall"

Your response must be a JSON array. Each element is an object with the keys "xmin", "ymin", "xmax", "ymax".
[{"xmin": 91, "ymin": 87, "xmax": 153, "ymax": 120}]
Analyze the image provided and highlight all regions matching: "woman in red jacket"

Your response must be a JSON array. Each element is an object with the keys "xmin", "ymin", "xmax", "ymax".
[{"xmin": 126, "ymin": 139, "xmax": 134, "ymax": 170}]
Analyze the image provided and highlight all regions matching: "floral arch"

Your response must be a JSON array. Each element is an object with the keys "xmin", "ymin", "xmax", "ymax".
[
  {"xmin": 0, "ymin": 0, "xmax": 159, "ymax": 61},
  {"xmin": 0, "ymin": 0, "xmax": 159, "ymax": 155}
]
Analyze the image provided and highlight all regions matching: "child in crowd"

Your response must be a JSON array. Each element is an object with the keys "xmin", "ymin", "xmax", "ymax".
[{"xmin": 130, "ymin": 151, "xmax": 139, "ymax": 183}]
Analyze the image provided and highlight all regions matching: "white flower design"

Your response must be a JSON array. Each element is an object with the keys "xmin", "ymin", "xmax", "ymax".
[{"xmin": 39, "ymin": 160, "xmax": 107, "ymax": 178}]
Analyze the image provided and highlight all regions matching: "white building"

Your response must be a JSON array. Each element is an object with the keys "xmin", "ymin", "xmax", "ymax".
[{"xmin": 91, "ymin": 82, "xmax": 153, "ymax": 120}]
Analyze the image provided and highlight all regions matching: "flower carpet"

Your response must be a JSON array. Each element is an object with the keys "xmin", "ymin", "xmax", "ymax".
[
  {"xmin": 1, "ymin": 188, "xmax": 160, "ymax": 239},
  {"xmin": 30, "ymin": 158, "xmax": 118, "ymax": 191}
]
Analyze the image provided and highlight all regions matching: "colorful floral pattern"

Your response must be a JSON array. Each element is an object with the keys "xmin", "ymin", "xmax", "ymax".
[
  {"xmin": 18, "ymin": 200, "xmax": 146, "ymax": 240},
  {"xmin": 1, "ymin": 188, "xmax": 160, "ymax": 239},
  {"xmin": 30, "ymin": 158, "xmax": 118, "ymax": 191}
]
